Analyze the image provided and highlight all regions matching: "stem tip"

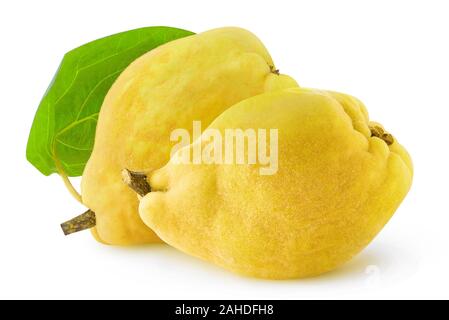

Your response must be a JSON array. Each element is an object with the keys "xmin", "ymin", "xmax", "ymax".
[
  {"xmin": 61, "ymin": 209, "xmax": 96, "ymax": 236},
  {"xmin": 122, "ymin": 168, "xmax": 151, "ymax": 197}
]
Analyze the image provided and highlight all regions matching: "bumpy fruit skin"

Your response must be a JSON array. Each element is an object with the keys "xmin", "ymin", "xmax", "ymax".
[
  {"xmin": 81, "ymin": 27, "xmax": 298, "ymax": 245},
  {"xmin": 139, "ymin": 88, "xmax": 413, "ymax": 279}
]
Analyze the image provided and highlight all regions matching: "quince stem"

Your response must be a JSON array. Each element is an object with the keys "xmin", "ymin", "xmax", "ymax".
[
  {"xmin": 59, "ymin": 168, "xmax": 151, "ymax": 236},
  {"xmin": 54, "ymin": 157, "xmax": 97, "ymax": 235},
  {"xmin": 60, "ymin": 210, "xmax": 96, "ymax": 235},
  {"xmin": 121, "ymin": 169, "xmax": 151, "ymax": 197}
]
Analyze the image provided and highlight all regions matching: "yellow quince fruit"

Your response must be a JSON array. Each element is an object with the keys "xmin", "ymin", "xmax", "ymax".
[
  {"xmin": 81, "ymin": 27, "xmax": 298, "ymax": 245},
  {"xmin": 138, "ymin": 88, "xmax": 413, "ymax": 279}
]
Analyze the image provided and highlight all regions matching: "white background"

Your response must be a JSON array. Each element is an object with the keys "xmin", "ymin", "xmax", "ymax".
[{"xmin": 1, "ymin": 0, "xmax": 448, "ymax": 299}]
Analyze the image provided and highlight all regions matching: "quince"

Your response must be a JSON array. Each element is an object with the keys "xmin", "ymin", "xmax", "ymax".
[
  {"xmin": 81, "ymin": 27, "xmax": 298, "ymax": 244},
  {"xmin": 138, "ymin": 88, "xmax": 413, "ymax": 279}
]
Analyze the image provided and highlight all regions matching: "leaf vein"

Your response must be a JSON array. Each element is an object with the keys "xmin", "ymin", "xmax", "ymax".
[
  {"xmin": 56, "ymin": 138, "xmax": 93, "ymax": 151},
  {"xmin": 75, "ymin": 68, "xmax": 124, "ymax": 121}
]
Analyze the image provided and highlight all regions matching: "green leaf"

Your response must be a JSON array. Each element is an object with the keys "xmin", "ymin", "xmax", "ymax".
[{"xmin": 26, "ymin": 26, "xmax": 194, "ymax": 176}]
